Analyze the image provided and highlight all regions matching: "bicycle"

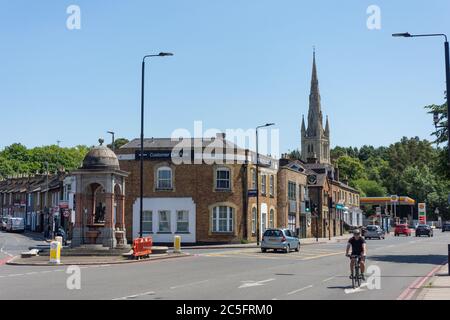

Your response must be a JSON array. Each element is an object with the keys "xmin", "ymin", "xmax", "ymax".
[{"xmin": 348, "ymin": 254, "xmax": 364, "ymax": 289}]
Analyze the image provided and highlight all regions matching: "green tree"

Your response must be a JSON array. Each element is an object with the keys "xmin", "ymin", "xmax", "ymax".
[
  {"xmin": 336, "ymin": 156, "xmax": 367, "ymax": 185},
  {"xmin": 353, "ymin": 178, "xmax": 387, "ymax": 197},
  {"xmin": 108, "ymin": 138, "xmax": 129, "ymax": 150},
  {"xmin": 286, "ymin": 149, "xmax": 301, "ymax": 160},
  {"xmin": 425, "ymin": 102, "xmax": 448, "ymax": 144}
]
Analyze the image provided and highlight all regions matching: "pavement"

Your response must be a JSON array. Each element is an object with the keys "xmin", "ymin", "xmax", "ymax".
[
  {"xmin": 1, "ymin": 229, "xmax": 449, "ymax": 300},
  {"xmin": 415, "ymin": 264, "xmax": 450, "ymax": 300}
]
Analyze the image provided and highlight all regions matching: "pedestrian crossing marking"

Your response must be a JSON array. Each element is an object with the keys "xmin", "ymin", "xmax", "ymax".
[{"xmin": 200, "ymin": 247, "xmax": 344, "ymax": 261}]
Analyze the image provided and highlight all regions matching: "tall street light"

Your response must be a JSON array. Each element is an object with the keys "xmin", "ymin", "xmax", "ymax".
[
  {"xmin": 392, "ymin": 32, "xmax": 450, "ymax": 164},
  {"xmin": 107, "ymin": 131, "xmax": 115, "ymax": 151},
  {"xmin": 255, "ymin": 123, "xmax": 275, "ymax": 245},
  {"xmin": 139, "ymin": 52, "xmax": 173, "ymax": 238}
]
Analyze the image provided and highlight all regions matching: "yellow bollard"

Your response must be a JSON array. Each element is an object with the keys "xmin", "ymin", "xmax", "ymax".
[
  {"xmin": 49, "ymin": 241, "xmax": 61, "ymax": 264},
  {"xmin": 174, "ymin": 235, "xmax": 181, "ymax": 253},
  {"xmin": 55, "ymin": 236, "xmax": 63, "ymax": 247}
]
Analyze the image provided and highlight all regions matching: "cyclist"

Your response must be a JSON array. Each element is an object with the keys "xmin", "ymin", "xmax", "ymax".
[{"xmin": 345, "ymin": 229, "xmax": 367, "ymax": 280}]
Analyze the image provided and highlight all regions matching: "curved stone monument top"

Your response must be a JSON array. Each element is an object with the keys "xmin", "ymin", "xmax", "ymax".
[{"xmin": 82, "ymin": 139, "xmax": 120, "ymax": 170}]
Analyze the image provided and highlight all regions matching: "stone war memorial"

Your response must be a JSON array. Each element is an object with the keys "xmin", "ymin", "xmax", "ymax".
[{"xmin": 71, "ymin": 139, "xmax": 130, "ymax": 252}]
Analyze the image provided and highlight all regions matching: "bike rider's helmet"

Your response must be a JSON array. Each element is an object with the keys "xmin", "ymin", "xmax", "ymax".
[{"xmin": 353, "ymin": 229, "xmax": 361, "ymax": 235}]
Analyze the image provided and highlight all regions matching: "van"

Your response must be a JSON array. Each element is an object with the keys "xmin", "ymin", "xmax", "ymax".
[{"xmin": 6, "ymin": 217, "xmax": 25, "ymax": 233}]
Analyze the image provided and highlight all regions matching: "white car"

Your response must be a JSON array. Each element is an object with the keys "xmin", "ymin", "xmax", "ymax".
[
  {"xmin": 1, "ymin": 216, "xmax": 9, "ymax": 230},
  {"xmin": 6, "ymin": 217, "xmax": 25, "ymax": 233}
]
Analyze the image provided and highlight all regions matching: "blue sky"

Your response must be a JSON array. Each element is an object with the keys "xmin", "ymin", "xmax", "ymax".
[{"xmin": 1, "ymin": 0, "xmax": 449, "ymax": 153}]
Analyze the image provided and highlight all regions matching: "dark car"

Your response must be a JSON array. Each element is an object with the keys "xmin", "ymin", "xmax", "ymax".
[
  {"xmin": 416, "ymin": 224, "xmax": 433, "ymax": 237},
  {"xmin": 442, "ymin": 223, "xmax": 450, "ymax": 232}
]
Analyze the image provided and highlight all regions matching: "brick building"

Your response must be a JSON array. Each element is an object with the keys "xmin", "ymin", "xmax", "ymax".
[
  {"xmin": 115, "ymin": 133, "xmax": 278, "ymax": 244},
  {"xmin": 277, "ymin": 157, "xmax": 311, "ymax": 237}
]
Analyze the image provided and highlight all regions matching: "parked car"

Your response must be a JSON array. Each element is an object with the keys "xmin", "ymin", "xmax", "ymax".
[
  {"xmin": 1, "ymin": 216, "xmax": 9, "ymax": 231},
  {"xmin": 416, "ymin": 224, "xmax": 433, "ymax": 237},
  {"xmin": 6, "ymin": 217, "xmax": 25, "ymax": 233},
  {"xmin": 364, "ymin": 225, "xmax": 385, "ymax": 240},
  {"xmin": 261, "ymin": 228, "xmax": 300, "ymax": 253},
  {"xmin": 442, "ymin": 223, "xmax": 450, "ymax": 232},
  {"xmin": 394, "ymin": 224, "xmax": 412, "ymax": 237}
]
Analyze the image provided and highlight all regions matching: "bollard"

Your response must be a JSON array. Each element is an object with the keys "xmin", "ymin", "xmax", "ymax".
[
  {"xmin": 55, "ymin": 236, "xmax": 63, "ymax": 247},
  {"xmin": 49, "ymin": 241, "xmax": 61, "ymax": 264},
  {"xmin": 174, "ymin": 235, "xmax": 181, "ymax": 253}
]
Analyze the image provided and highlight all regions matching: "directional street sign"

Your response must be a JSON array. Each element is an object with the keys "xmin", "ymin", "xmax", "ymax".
[{"xmin": 247, "ymin": 190, "xmax": 257, "ymax": 197}]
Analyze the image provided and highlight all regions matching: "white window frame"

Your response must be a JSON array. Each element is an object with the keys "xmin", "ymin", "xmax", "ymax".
[
  {"xmin": 251, "ymin": 168, "xmax": 256, "ymax": 190},
  {"xmin": 261, "ymin": 211, "xmax": 267, "ymax": 233},
  {"xmin": 288, "ymin": 181, "xmax": 296, "ymax": 201},
  {"xmin": 215, "ymin": 167, "xmax": 231, "ymax": 190},
  {"xmin": 269, "ymin": 175, "xmax": 274, "ymax": 196},
  {"xmin": 212, "ymin": 206, "xmax": 233, "ymax": 233},
  {"xmin": 176, "ymin": 210, "xmax": 189, "ymax": 233},
  {"xmin": 269, "ymin": 209, "xmax": 275, "ymax": 228},
  {"xmin": 158, "ymin": 210, "xmax": 171, "ymax": 233},
  {"xmin": 251, "ymin": 207, "xmax": 257, "ymax": 234},
  {"xmin": 142, "ymin": 210, "xmax": 153, "ymax": 233},
  {"xmin": 261, "ymin": 174, "xmax": 267, "ymax": 195},
  {"xmin": 157, "ymin": 167, "xmax": 173, "ymax": 190}
]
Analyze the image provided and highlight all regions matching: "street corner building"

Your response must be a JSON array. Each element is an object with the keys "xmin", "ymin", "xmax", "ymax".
[{"xmin": 115, "ymin": 133, "xmax": 280, "ymax": 245}]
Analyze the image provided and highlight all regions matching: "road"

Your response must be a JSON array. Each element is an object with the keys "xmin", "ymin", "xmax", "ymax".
[
  {"xmin": 0, "ymin": 230, "xmax": 47, "ymax": 264},
  {"xmin": 0, "ymin": 229, "xmax": 449, "ymax": 300}
]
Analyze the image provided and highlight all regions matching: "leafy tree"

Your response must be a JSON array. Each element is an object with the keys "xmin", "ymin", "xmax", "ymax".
[
  {"xmin": 108, "ymin": 138, "xmax": 129, "ymax": 150},
  {"xmin": 336, "ymin": 156, "xmax": 367, "ymax": 184},
  {"xmin": 286, "ymin": 149, "xmax": 301, "ymax": 160},
  {"xmin": 425, "ymin": 102, "xmax": 448, "ymax": 144},
  {"xmin": 0, "ymin": 144, "xmax": 89, "ymax": 177},
  {"xmin": 353, "ymin": 178, "xmax": 387, "ymax": 197}
]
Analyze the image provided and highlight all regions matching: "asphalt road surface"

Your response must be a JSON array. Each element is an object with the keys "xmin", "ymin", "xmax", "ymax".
[{"xmin": 0, "ymin": 229, "xmax": 449, "ymax": 300}]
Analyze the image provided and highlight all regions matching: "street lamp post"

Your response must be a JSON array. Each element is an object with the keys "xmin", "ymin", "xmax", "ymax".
[
  {"xmin": 107, "ymin": 131, "xmax": 115, "ymax": 151},
  {"xmin": 393, "ymin": 32, "xmax": 450, "ymax": 163},
  {"xmin": 255, "ymin": 123, "xmax": 275, "ymax": 245},
  {"xmin": 139, "ymin": 52, "xmax": 173, "ymax": 238}
]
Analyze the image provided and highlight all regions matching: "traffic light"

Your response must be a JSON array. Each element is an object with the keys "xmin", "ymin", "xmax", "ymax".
[{"xmin": 305, "ymin": 200, "xmax": 311, "ymax": 212}]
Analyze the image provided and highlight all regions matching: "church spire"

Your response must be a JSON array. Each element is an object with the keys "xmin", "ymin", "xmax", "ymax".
[
  {"xmin": 301, "ymin": 115, "xmax": 306, "ymax": 134},
  {"xmin": 307, "ymin": 48, "xmax": 323, "ymax": 137},
  {"xmin": 325, "ymin": 115, "xmax": 330, "ymax": 137},
  {"xmin": 311, "ymin": 48, "xmax": 318, "ymax": 86}
]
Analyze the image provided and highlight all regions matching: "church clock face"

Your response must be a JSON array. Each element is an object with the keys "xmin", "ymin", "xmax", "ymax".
[{"xmin": 307, "ymin": 175, "xmax": 317, "ymax": 185}]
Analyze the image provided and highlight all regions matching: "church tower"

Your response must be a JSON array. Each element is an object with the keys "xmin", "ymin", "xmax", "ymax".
[{"xmin": 301, "ymin": 50, "xmax": 331, "ymax": 164}]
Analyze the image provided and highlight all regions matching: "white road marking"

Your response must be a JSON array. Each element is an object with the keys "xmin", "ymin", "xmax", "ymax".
[
  {"xmin": 112, "ymin": 291, "xmax": 155, "ymax": 300},
  {"xmin": 322, "ymin": 276, "xmax": 335, "ymax": 282},
  {"xmin": 170, "ymin": 279, "xmax": 209, "ymax": 289},
  {"xmin": 287, "ymin": 285, "xmax": 313, "ymax": 295},
  {"xmin": 239, "ymin": 278, "xmax": 275, "ymax": 289},
  {"xmin": 0, "ymin": 247, "xmax": 14, "ymax": 257},
  {"xmin": 344, "ymin": 282, "xmax": 368, "ymax": 294}
]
